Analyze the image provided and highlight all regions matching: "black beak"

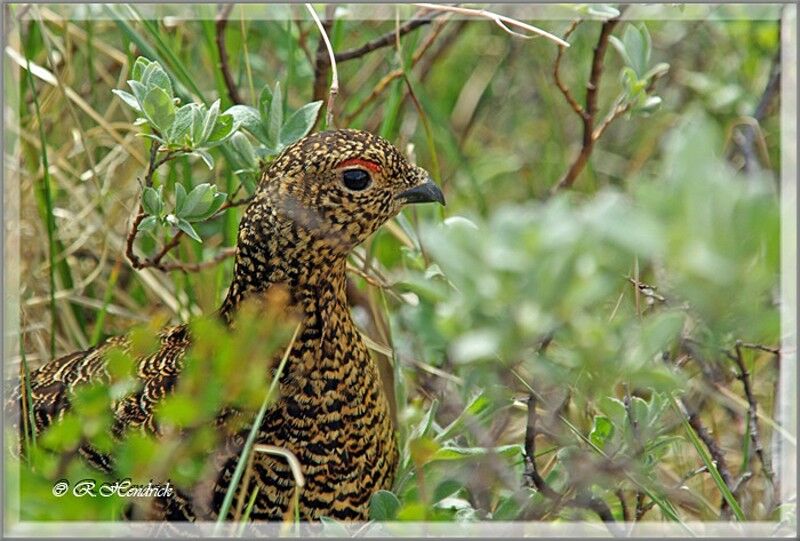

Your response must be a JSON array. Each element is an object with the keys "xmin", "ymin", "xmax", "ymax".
[{"xmin": 398, "ymin": 179, "xmax": 446, "ymax": 206}]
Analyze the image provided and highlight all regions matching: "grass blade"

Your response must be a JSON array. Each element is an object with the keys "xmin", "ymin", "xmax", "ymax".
[
  {"xmin": 103, "ymin": 4, "xmax": 198, "ymax": 103},
  {"xmin": 24, "ymin": 51, "xmax": 57, "ymax": 360},
  {"xmin": 235, "ymin": 486, "xmax": 259, "ymax": 536},
  {"xmin": 19, "ymin": 341, "xmax": 37, "ymax": 452},
  {"xmin": 214, "ymin": 322, "xmax": 302, "ymax": 531},
  {"xmin": 89, "ymin": 257, "xmax": 123, "ymax": 346},
  {"xmin": 671, "ymin": 397, "xmax": 746, "ymax": 521}
]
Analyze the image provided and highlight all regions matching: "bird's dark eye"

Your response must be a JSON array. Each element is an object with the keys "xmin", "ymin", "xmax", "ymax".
[{"xmin": 342, "ymin": 168, "xmax": 371, "ymax": 191}]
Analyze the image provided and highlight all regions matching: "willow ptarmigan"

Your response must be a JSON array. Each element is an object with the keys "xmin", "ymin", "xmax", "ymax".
[{"xmin": 11, "ymin": 129, "xmax": 445, "ymax": 521}]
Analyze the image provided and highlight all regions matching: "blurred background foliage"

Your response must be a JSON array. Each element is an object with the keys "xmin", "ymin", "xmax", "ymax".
[{"xmin": 4, "ymin": 2, "xmax": 789, "ymax": 531}]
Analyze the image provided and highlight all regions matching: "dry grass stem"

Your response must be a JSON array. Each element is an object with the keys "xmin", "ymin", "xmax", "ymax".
[
  {"xmin": 414, "ymin": 3, "xmax": 569, "ymax": 47},
  {"xmin": 306, "ymin": 4, "xmax": 338, "ymax": 128}
]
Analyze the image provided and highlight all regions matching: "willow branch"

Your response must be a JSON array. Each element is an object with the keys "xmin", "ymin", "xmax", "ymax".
[
  {"xmin": 733, "ymin": 341, "xmax": 775, "ymax": 482},
  {"xmin": 553, "ymin": 19, "xmax": 584, "ymax": 118},
  {"xmin": 343, "ymin": 18, "xmax": 448, "ymax": 126},
  {"xmin": 334, "ymin": 12, "xmax": 437, "ymax": 63},
  {"xmin": 551, "ymin": 13, "xmax": 623, "ymax": 193},
  {"xmin": 215, "ymin": 3, "xmax": 243, "ymax": 106}
]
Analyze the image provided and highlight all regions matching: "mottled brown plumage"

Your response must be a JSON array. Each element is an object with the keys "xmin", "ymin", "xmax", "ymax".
[{"xmin": 11, "ymin": 129, "xmax": 445, "ymax": 521}]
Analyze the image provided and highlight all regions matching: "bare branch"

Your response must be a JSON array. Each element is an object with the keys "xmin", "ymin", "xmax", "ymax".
[
  {"xmin": 523, "ymin": 394, "xmax": 622, "ymax": 534},
  {"xmin": 523, "ymin": 395, "xmax": 561, "ymax": 499},
  {"xmin": 125, "ymin": 144, "xmax": 252, "ymax": 274},
  {"xmin": 551, "ymin": 13, "xmax": 623, "ymax": 193},
  {"xmin": 334, "ymin": 12, "xmax": 437, "ymax": 63},
  {"xmin": 738, "ymin": 342, "xmax": 781, "ymax": 355},
  {"xmin": 553, "ymin": 19, "xmax": 584, "ymax": 118},
  {"xmin": 680, "ymin": 397, "xmax": 736, "ymax": 517},
  {"xmin": 215, "ymin": 4, "xmax": 243, "ymax": 106},
  {"xmin": 727, "ymin": 47, "xmax": 781, "ymax": 173},
  {"xmin": 342, "ymin": 18, "xmax": 448, "ymax": 126},
  {"xmin": 733, "ymin": 341, "xmax": 775, "ymax": 482}
]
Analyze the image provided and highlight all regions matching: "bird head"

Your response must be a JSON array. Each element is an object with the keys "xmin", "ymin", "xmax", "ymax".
[{"xmin": 256, "ymin": 129, "xmax": 445, "ymax": 254}]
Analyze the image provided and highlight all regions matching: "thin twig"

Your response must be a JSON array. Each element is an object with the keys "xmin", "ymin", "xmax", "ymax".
[
  {"xmin": 593, "ymin": 70, "xmax": 666, "ymax": 141},
  {"xmin": 306, "ymin": 3, "xmax": 338, "ymax": 128},
  {"xmin": 523, "ymin": 395, "xmax": 622, "ymax": 534},
  {"xmin": 414, "ymin": 3, "xmax": 569, "ymax": 47},
  {"xmin": 215, "ymin": 3, "xmax": 243, "ymax": 106},
  {"xmin": 158, "ymin": 247, "xmax": 236, "ymax": 273},
  {"xmin": 334, "ymin": 12, "xmax": 438, "ymax": 63},
  {"xmin": 553, "ymin": 19, "xmax": 584, "ymax": 117},
  {"xmin": 682, "ymin": 398, "xmax": 735, "ymax": 516},
  {"xmin": 343, "ymin": 17, "xmax": 448, "ymax": 126},
  {"xmin": 738, "ymin": 342, "xmax": 781, "ymax": 355},
  {"xmin": 125, "ymin": 142, "xmax": 162, "ymax": 268},
  {"xmin": 727, "ymin": 47, "xmax": 780, "ymax": 173},
  {"xmin": 551, "ymin": 12, "xmax": 624, "ymax": 193},
  {"xmin": 125, "ymin": 145, "xmax": 251, "ymax": 273},
  {"xmin": 523, "ymin": 395, "xmax": 561, "ymax": 499},
  {"xmin": 733, "ymin": 341, "xmax": 774, "ymax": 482},
  {"xmin": 627, "ymin": 276, "xmax": 667, "ymax": 304}
]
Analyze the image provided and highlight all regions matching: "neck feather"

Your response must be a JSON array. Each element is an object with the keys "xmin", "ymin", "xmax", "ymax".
[{"xmin": 218, "ymin": 197, "xmax": 348, "ymax": 322}]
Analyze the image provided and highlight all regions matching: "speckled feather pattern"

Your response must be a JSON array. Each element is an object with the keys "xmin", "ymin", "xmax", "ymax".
[{"xmin": 10, "ymin": 129, "xmax": 436, "ymax": 522}]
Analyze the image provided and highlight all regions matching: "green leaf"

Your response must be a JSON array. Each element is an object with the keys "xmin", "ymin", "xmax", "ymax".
[
  {"xmin": 267, "ymin": 82, "xmax": 283, "ymax": 148},
  {"xmin": 630, "ymin": 396, "xmax": 649, "ymax": 430},
  {"xmin": 175, "ymin": 218, "xmax": 201, "ymax": 242},
  {"xmin": 141, "ymin": 60, "xmax": 173, "ymax": 97},
  {"xmin": 279, "ymin": 101, "xmax": 322, "ymax": 149},
  {"xmin": 589, "ymin": 415, "xmax": 615, "ymax": 449},
  {"xmin": 492, "ymin": 494, "xmax": 525, "ymax": 520},
  {"xmin": 205, "ymin": 113, "xmax": 235, "ymax": 145},
  {"xmin": 142, "ymin": 86, "xmax": 175, "ymax": 132},
  {"xmin": 167, "ymin": 103, "xmax": 195, "ymax": 146},
  {"xmin": 396, "ymin": 502, "xmax": 427, "ymax": 521},
  {"xmin": 179, "ymin": 184, "xmax": 227, "ymax": 221},
  {"xmin": 190, "ymin": 104, "xmax": 205, "ymax": 146},
  {"xmin": 622, "ymin": 23, "xmax": 651, "ymax": 77},
  {"xmin": 200, "ymin": 99, "xmax": 221, "ymax": 144},
  {"xmin": 432, "ymin": 479, "xmax": 463, "ymax": 503},
  {"xmin": 409, "ymin": 436, "xmax": 441, "ymax": 465},
  {"xmin": 131, "ymin": 56, "xmax": 152, "ymax": 81},
  {"xmin": 188, "ymin": 192, "xmax": 226, "ymax": 221},
  {"xmin": 177, "ymin": 183, "xmax": 211, "ymax": 218},
  {"xmin": 174, "ymin": 183, "xmax": 187, "ymax": 216},
  {"xmin": 142, "ymin": 185, "xmax": 163, "ymax": 216},
  {"xmin": 257, "ymin": 83, "xmax": 273, "ymax": 126},
  {"xmin": 637, "ymin": 95, "xmax": 663, "ymax": 114},
  {"xmin": 112, "ymin": 89, "xmax": 141, "ymax": 112},
  {"xmin": 225, "ymin": 105, "xmax": 261, "ymax": 133},
  {"xmin": 643, "ymin": 62, "xmax": 670, "ymax": 82},
  {"xmin": 369, "ymin": 490, "xmax": 400, "ymax": 521},
  {"xmin": 128, "ymin": 80, "xmax": 148, "ymax": 105},
  {"xmin": 157, "ymin": 394, "xmax": 200, "ymax": 426},
  {"xmin": 586, "ymin": 4, "xmax": 620, "ymax": 19},
  {"xmin": 436, "ymin": 390, "xmax": 498, "ymax": 442},
  {"xmin": 229, "ymin": 132, "xmax": 258, "ymax": 169},
  {"xmin": 193, "ymin": 149, "xmax": 215, "ymax": 170},
  {"xmin": 610, "ymin": 36, "xmax": 633, "ymax": 72},
  {"xmin": 429, "ymin": 444, "xmax": 522, "ymax": 463},
  {"xmin": 137, "ymin": 215, "xmax": 158, "ymax": 232}
]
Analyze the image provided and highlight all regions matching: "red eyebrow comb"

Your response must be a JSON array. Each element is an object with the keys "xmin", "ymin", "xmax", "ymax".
[{"xmin": 338, "ymin": 158, "xmax": 381, "ymax": 173}]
